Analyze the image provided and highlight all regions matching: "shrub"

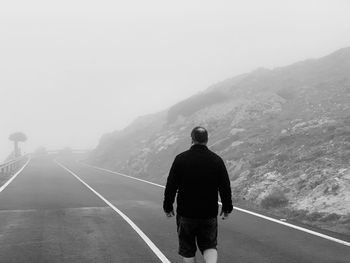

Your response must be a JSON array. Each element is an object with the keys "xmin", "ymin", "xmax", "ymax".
[
  {"xmin": 288, "ymin": 209, "xmax": 309, "ymax": 220},
  {"xmin": 276, "ymin": 87, "xmax": 296, "ymax": 100},
  {"xmin": 331, "ymin": 183, "xmax": 340, "ymax": 192},
  {"xmin": 339, "ymin": 214, "xmax": 350, "ymax": 224},
  {"xmin": 250, "ymin": 153, "xmax": 274, "ymax": 168},
  {"xmin": 306, "ymin": 212, "xmax": 324, "ymax": 221},
  {"xmin": 261, "ymin": 191, "xmax": 289, "ymax": 209},
  {"xmin": 320, "ymin": 213, "xmax": 341, "ymax": 222},
  {"xmin": 276, "ymin": 153, "xmax": 291, "ymax": 162},
  {"xmin": 297, "ymin": 149, "xmax": 326, "ymax": 163}
]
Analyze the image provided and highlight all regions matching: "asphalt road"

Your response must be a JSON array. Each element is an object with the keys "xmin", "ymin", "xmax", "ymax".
[{"xmin": 0, "ymin": 156, "xmax": 349, "ymax": 263}]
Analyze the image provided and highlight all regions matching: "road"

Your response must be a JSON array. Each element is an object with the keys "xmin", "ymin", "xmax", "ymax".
[{"xmin": 0, "ymin": 156, "xmax": 349, "ymax": 263}]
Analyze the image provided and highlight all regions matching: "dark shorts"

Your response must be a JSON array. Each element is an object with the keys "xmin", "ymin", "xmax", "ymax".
[{"xmin": 176, "ymin": 215, "xmax": 217, "ymax": 258}]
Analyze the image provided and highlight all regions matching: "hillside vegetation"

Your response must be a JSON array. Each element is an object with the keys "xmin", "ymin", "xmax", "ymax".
[{"xmin": 89, "ymin": 47, "xmax": 350, "ymax": 234}]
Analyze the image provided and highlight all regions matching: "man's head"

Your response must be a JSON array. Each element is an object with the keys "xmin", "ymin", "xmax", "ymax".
[{"xmin": 191, "ymin": 126, "xmax": 208, "ymax": 145}]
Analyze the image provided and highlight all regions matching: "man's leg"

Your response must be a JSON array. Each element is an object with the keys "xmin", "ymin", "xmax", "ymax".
[
  {"xmin": 177, "ymin": 216, "xmax": 197, "ymax": 262},
  {"xmin": 183, "ymin": 256, "xmax": 197, "ymax": 263},
  {"xmin": 203, "ymin": 249, "xmax": 217, "ymax": 263},
  {"xmin": 197, "ymin": 218, "xmax": 218, "ymax": 263}
]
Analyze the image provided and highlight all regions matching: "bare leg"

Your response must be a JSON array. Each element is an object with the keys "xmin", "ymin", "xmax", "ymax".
[
  {"xmin": 183, "ymin": 256, "xmax": 196, "ymax": 263},
  {"xmin": 203, "ymin": 249, "xmax": 217, "ymax": 263}
]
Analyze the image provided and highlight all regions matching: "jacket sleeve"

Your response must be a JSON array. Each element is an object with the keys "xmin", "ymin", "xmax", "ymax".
[
  {"xmin": 163, "ymin": 156, "xmax": 180, "ymax": 213},
  {"xmin": 218, "ymin": 158, "xmax": 233, "ymax": 213}
]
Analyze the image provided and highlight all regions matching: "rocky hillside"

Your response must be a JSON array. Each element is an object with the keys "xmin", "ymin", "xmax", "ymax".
[{"xmin": 90, "ymin": 47, "xmax": 350, "ymax": 234}]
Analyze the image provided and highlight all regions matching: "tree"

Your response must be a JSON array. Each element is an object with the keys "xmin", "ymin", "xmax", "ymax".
[{"xmin": 9, "ymin": 132, "xmax": 27, "ymax": 157}]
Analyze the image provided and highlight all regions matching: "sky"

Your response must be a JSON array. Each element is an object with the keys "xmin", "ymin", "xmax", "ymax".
[{"xmin": 1, "ymin": 0, "xmax": 350, "ymax": 161}]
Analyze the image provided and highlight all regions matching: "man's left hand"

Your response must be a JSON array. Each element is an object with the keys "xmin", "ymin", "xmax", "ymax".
[{"xmin": 220, "ymin": 210, "xmax": 230, "ymax": 220}]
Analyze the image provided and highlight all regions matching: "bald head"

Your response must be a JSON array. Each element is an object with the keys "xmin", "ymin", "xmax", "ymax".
[{"xmin": 191, "ymin": 126, "xmax": 208, "ymax": 145}]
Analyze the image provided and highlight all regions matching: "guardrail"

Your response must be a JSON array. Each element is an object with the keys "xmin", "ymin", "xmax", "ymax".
[{"xmin": 0, "ymin": 155, "xmax": 29, "ymax": 177}]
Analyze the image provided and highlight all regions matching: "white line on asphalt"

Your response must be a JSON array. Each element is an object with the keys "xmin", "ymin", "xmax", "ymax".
[
  {"xmin": 223, "ymin": 202, "xmax": 350, "ymax": 247},
  {"xmin": 83, "ymin": 163, "xmax": 165, "ymax": 188},
  {"xmin": 0, "ymin": 158, "xmax": 30, "ymax": 194},
  {"xmin": 55, "ymin": 161, "xmax": 171, "ymax": 263},
  {"xmin": 85, "ymin": 163, "xmax": 350, "ymax": 247}
]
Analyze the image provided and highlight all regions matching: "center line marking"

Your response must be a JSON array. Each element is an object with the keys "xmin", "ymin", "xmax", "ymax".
[{"xmin": 55, "ymin": 160, "xmax": 171, "ymax": 263}]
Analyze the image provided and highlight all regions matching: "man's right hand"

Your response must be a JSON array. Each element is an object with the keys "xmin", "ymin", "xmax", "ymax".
[{"xmin": 165, "ymin": 210, "xmax": 175, "ymax": 218}]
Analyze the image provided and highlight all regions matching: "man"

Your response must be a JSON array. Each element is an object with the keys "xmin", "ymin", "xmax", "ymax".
[{"xmin": 163, "ymin": 126, "xmax": 233, "ymax": 263}]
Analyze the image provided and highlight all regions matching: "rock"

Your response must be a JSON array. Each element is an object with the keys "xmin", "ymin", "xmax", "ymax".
[{"xmin": 230, "ymin": 128, "xmax": 245, "ymax": 136}]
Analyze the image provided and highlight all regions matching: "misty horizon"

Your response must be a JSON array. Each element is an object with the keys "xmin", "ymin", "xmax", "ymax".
[{"xmin": 1, "ymin": 0, "xmax": 350, "ymax": 161}]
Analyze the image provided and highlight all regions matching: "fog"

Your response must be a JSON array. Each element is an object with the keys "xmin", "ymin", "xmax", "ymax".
[{"xmin": 1, "ymin": 0, "xmax": 350, "ymax": 161}]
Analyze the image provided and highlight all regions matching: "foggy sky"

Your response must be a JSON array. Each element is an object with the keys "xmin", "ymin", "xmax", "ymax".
[{"xmin": 1, "ymin": 0, "xmax": 350, "ymax": 161}]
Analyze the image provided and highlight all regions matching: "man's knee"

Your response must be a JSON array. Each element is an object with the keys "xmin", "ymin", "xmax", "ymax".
[{"xmin": 203, "ymin": 248, "xmax": 217, "ymax": 263}]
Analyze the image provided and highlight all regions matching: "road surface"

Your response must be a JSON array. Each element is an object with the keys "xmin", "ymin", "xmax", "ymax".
[{"xmin": 0, "ymin": 156, "xmax": 349, "ymax": 262}]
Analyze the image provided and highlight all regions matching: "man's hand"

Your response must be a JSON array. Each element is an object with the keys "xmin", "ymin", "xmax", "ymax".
[
  {"xmin": 165, "ymin": 210, "xmax": 175, "ymax": 218},
  {"xmin": 220, "ymin": 210, "xmax": 230, "ymax": 220}
]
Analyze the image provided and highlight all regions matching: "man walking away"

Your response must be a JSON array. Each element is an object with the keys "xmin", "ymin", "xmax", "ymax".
[{"xmin": 163, "ymin": 126, "xmax": 233, "ymax": 263}]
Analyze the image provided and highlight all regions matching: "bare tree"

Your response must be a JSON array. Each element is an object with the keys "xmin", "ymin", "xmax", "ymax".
[{"xmin": 8, "ymin": 132, "xmax": 27, "ymax": 157}]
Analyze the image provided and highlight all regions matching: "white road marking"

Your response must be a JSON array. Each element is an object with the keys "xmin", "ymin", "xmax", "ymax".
[
  {"xmin": 83, "ymin": 163, "xmax": 165, "ymax": 188},
  {"xmin": 85, "ymin": 163, "xmax": 350, "ymax": 247},
  {"xmin": 0, "ymin": 158, "xmax": 30, "ymax": 194},
  {"xmin": 224, "ymin": 202, "xmax": 350, "ymax": 247},
  {"xmin": 56, "ymin": 161, "xmax": 171, "ymax": 263}
]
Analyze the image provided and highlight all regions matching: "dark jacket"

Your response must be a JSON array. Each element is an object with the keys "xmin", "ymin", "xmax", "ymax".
[{"xmin": 163, "ymin": 144, "xmax": 233, "ymax": 219}]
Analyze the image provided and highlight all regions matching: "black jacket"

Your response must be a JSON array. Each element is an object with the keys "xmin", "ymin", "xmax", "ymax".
[{"xmin": 163, "ymin": 144, "xmax": 233, "ymax": 219}]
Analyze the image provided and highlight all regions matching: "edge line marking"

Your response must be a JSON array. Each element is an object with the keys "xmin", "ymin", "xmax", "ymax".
[
  {"xmin": 0, "ymin": 158, "xmax": 30, "ymax": 194},
  {"xmin": 84, "ymin": 162, "xmax": 350, "ymax": 247},
  {"xmin": 56, "ymin": 161, "xmax": 171, "ymax": 263},
  {"xmin": 83, "ymin": 163, "xmax": 165, "ymax": 188}
]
